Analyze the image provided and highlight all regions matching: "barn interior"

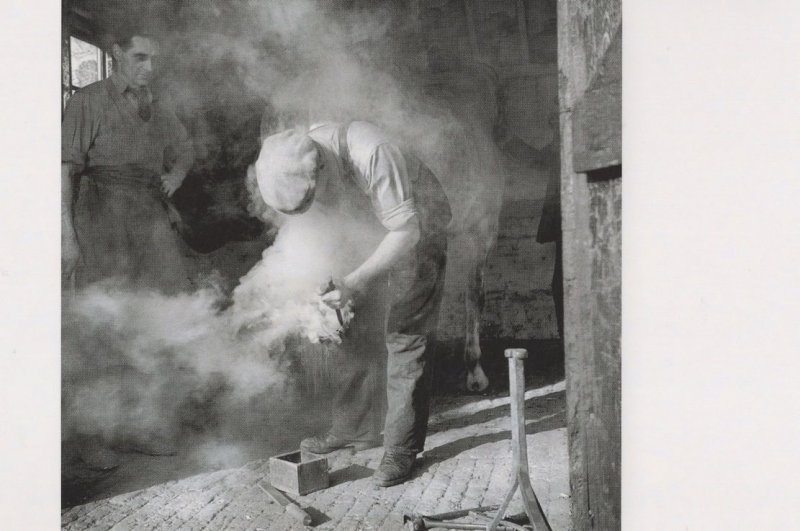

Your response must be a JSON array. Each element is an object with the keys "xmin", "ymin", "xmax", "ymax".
[{"xmin": 61, "ymin": 0, "xmax": 621, "ymax": 528}]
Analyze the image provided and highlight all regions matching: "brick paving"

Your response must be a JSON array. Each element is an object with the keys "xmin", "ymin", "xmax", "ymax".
[{"xmin": 62, "ymin": 382, "xmax": 569, "ymax": 530}]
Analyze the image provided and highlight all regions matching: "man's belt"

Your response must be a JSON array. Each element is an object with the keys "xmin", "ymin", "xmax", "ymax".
[
  {"xmin": 84, "ymin": 164, "xmax": 162, "ymax": 191},
  {"xmin": 83, "ymin": 165, "xmax": 184, "ymax": 232}
]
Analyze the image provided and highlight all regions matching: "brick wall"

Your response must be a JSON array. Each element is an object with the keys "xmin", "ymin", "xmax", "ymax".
[{"xmin": 428, "ymin": 0, "xmax": 562, "ymax": 341}]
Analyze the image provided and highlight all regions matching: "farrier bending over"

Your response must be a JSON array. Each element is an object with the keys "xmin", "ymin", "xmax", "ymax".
[
  {"xmin": 254, "ymin": 122, "xmax": 451, "ymax": 487},
  {"xmin": 61, "ymin": 27, "xmax": 194, "ymax": 468}
]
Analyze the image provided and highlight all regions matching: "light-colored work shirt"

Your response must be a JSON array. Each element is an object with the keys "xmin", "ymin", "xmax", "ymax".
[
  {"xmin": 308, "ymin": 121, "xmax": 419, "ymax": 232},
  {"xmin": 61, "ymin": 73, "xmax": 192, "ymax": 176}
]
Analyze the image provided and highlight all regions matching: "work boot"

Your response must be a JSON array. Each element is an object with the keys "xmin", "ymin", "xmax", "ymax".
[
  {"xmin": 372, "ymin": 448, "xmax": 416, "ymax": 487},
  {"xmin": 300, "ymin": 432, "xmax": 378, "ymax": 454}
]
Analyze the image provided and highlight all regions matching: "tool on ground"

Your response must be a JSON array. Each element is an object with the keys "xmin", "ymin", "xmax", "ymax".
[
  {"xmin": 402, "ymin": 348, "xmax": 553, "ymax": 531},
  {"xmin": 469, "ymin": 511, "xmax": 528, "ymax": 531},
  {"xmin": 404, "ymin": 512, "xmax": 522, "ymax": 530},
  {"xmin": 258, "ymin": 480, "xmax": 313, "ymax": 525},
  {"xmin": 403, "ymin": 506, "xmax": 504, "ymax": 530}
]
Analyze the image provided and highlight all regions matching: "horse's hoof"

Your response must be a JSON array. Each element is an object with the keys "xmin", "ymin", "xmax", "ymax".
[{"xmin": 466, "ymin": 365, "xmax": 490, "ymax": 392}]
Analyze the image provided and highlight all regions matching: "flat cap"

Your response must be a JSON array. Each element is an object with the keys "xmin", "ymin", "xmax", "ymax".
[{"xmin": 254, "ymin": 129, "xmax": 319, "ymax": 214}]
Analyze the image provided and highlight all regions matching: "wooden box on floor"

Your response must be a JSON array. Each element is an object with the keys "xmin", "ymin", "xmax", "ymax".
[{"xmin": 268, "ymin": 450, "xmax": 329, "ymax": 496}]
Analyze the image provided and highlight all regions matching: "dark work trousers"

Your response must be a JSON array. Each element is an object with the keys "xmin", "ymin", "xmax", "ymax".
[
  {"xmin": 68, "ymin": 165, "xmax": 190, "ymax": 446},
  {"xmin": 328, "ymin": 231, "xmax": 448, "ymax": 455},
  {"xmin": 73, "ymin": 165, "xmax": 190, "ymax": 294}
]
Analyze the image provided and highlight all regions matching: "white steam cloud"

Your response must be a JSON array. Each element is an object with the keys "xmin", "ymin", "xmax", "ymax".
[{"xmin": 62, "ymin": 203, "xmax": 382, "ymax": 460}]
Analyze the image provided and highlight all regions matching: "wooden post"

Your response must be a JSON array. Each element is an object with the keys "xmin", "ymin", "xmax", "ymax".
[{"xmin": 557, "ymin": 0, "xmax": 622, "ymax": 528}]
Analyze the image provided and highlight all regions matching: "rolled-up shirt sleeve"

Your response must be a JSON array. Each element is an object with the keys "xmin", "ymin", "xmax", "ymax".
[
  {"xmin": 367, "ymin": 142, "xmax": 418, "ymax": 231},
  {"xmin": 61, "ymin": 91, "xmax": 99, "ymax": 172}
]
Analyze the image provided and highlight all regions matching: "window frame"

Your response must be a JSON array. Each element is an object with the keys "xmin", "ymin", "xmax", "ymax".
[{"xmin": 62, "ymin": 32, "xmax": 112, "ymax": 112}]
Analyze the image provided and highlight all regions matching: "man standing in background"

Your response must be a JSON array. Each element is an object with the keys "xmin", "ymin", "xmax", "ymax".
[
  {"xmin": 61, "ymin": 25, "xmax": 194, "ymax": 469},
  {"xmin": 61, "ymin": 26, "xmax": 193, "ymax": 293}
]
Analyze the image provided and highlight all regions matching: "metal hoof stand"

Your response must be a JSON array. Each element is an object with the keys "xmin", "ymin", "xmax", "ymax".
[{"xmin": 404, "ymin": 349, "xmax": 553, "ymax": 531}]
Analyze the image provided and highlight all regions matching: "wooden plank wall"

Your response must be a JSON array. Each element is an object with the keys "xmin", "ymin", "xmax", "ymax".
[{"xmin": 556, "ymin": 0, "xmax": 621, "ymax": 528}]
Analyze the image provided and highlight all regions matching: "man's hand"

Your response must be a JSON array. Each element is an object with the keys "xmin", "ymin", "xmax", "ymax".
[
  {"xmin": 319, "ymin": 277, "xmax": 362, "ymax": 310},
  {"xmin": 62, "ymin": 224, "xmax": 80, "ymax": 285},
  {"xmin": 62, "ymin": 163, "xmax": 80, "ymax": 286},
  {"xmin": 160, "ymin": 171, "xmax": 185, "ymax": 197}
]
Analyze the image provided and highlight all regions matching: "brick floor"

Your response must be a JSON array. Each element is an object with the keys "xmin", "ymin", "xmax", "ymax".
[{"xmin": 62, "ymin": 382, "xmax": 569, "ymax": 530}]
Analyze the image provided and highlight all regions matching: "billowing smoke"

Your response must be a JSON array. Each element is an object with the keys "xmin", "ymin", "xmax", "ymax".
[
  {"xmin": 145, "ymin": 0, "xmax": 504, "ymax": 208},
  {"xmin": 228, "ymin": 204, "xmax": 383, "ymax": 341},
  {"xmin": 62, "ymin": 202, "xmax": 384, "ymax": 465}
]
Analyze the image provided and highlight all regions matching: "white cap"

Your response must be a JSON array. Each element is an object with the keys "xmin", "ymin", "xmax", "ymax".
[{"xmin": 254, "ymin": 129, "xmax": 319, "ymax": 214}]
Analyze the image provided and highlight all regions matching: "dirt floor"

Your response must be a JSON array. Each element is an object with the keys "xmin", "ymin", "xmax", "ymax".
[{"xmin": 62, "ymin": 340, "xmax": 568, "ymax": 529}]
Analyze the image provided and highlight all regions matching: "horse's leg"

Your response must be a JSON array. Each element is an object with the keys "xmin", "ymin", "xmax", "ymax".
[{"xmin": 464, "ymin": 248, "xmax": 490, "ymax": 392}]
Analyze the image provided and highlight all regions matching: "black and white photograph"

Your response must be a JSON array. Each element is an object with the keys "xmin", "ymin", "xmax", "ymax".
[
  {"xmin": 55, "ymin": 1, "xmax": 619, "ymax": 528},
  {"xmin": 3, "ymin": 0, "xmax": 799, "ymax": 529}
]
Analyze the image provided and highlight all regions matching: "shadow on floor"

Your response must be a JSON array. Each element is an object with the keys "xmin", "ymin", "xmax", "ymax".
[
  {"xmin": 420, "ymin": 392, "xmax": 567, "ymax": 474},
  {"xmin": 428, "ymin": 390, "xmax": 566, "ymax": 435},
  {"xmin": 330, "ymin": 463, "xmax": 375, "ymax": 487}
]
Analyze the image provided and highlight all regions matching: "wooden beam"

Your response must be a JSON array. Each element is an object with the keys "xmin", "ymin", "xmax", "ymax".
[
  {"xmin": 557, "ymin": 0, "xmax": 622, "ymax": 529},
  {"xmin": 572, "ymin": 26, "xmax": 622, "ymax": 173}
]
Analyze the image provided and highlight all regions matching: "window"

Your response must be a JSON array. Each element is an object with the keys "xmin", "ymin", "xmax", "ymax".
[{"xmin": 62, "ymin": 35, "xmax": 112, "ymax": 111}]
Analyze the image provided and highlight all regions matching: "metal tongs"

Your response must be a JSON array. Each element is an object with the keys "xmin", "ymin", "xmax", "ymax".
[{"xmin": 321, "ymin": 278, "xmax": 346, "ymax": 328}]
